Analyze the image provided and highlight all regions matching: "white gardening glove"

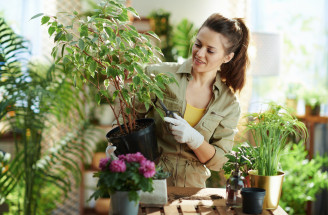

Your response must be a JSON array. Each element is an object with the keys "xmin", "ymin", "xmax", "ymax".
[
  {"xmin": 106, "ymin": 145, "xmax": 118, "ymax": 159},
  {"xmin": 164, "ymin": 113, "xmax": 204, "ymax": 150}
]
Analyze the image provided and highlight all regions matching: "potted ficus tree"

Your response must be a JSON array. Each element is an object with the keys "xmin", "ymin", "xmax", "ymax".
[
  {"xmin": 34, "ymin": 0, "xmax": 177, "ymax": 161},
  {"xmin": 245, "ymin": 102, "xmax": 308, "ymax": 209}
]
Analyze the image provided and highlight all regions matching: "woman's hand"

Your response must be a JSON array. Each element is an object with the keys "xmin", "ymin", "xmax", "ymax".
[{"xmin": 164, "ymin": 113, "xmax": 204, "ymax": 150}]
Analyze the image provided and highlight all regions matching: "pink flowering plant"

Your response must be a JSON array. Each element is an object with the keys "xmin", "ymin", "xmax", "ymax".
[{"xmin": 90, "ymin": 152, "xmax": 156, "ymax": 202}]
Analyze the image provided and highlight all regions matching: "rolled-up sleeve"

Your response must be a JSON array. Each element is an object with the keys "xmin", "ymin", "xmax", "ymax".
[{"xmin": 205, "ymin": 100, "xmax": 241, "ymax": 171}]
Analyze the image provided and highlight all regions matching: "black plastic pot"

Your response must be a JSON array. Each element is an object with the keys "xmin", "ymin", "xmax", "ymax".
[
  {"xmin": 241, "ymin": 188, "xmax": 266, "ymax": 214},
  {"xmin": 106, "ymin": 118, "xmax": 159, "ymax": 161}
]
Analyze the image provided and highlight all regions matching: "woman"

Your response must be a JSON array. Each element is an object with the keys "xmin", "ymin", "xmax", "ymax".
[{"xmin": 141, "ymin": 13, "xmax": 250, "ymax": 188}]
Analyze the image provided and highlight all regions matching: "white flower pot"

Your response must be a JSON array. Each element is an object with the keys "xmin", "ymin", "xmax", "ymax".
[{"xmin": 140, "ymin": 179, "xmax": 167, "ymax": 205}]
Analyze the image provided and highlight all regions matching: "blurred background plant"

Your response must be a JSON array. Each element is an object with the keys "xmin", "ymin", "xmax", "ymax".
[
  {"xmin": 279, "ymin": 141, "xmax": 328, "ymax": 215},
  {"xmin": 0, "ymin": 17, "xmax": 97, "ymax": 215},
  {"xmin": 172, "ymin": 19, "xmax": 197, "ymax": 61}
]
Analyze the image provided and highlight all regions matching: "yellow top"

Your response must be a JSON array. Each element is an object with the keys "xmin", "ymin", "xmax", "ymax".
[{"xmin": 183, "ymin": 103, "xmax": 206, "ymax": 127}]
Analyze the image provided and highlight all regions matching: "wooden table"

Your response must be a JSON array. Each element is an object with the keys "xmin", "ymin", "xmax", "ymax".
[{"xmin": 139, "ymin": 187, "xmax": 288, "ymax": 215}]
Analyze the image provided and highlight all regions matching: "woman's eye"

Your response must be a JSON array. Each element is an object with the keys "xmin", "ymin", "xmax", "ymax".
[
  {"xmin": 207, "ymin": 50, "xmax": 214, "ymax": 54},
  {"xmin": 195, "ymin": 43, "xmax": 201, "ymax": 47}
]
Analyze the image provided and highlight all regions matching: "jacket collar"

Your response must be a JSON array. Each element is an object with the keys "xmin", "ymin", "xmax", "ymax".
[{"xmin": 176, "ymin": 58, "xmax": 224, "ymax": 92}]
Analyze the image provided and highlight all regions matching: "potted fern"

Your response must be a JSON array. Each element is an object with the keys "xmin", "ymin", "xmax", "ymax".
[
  {"xmin": 35, "ymin": 0, "xmax": 176, "ymax": 161},
  {"xmin": 246, "ymin": 102, "xmax": 308, "ymax": 209}
]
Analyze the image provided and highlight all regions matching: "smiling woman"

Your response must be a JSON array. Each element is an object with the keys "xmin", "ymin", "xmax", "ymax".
[{"xmin": 127, "ymin": 13, "xmax": 251, "ymax": 188}]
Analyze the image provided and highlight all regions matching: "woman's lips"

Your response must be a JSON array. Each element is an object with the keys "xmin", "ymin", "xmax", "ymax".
[{"xmin": 194, "ymin": 57, "xmax": 205, "ymax": 65}]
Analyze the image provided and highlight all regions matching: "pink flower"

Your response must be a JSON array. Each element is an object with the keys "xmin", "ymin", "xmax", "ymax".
[
  {"xmin": 99, "ymin": 157, "xmax": 111, "ymax": 170},
  {"xmin": 125, "ymin": 152, "xmax": 146, "ymax": 163},
  {"xmin": 110, "ymin": 159, "xmax": 126, "ymax": 172},
  {"xmin": 118, "ymin": 154, "xmax": 126, "ymax": 161},
  {"xmin": 139, "ymin": 160, "xmax": 156, "ymax": 178}
]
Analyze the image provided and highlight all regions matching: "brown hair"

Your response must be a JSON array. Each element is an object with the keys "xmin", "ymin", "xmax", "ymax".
[{"xmin": 200, "ymin": 13, "xmax": 250, "ymax": 93}]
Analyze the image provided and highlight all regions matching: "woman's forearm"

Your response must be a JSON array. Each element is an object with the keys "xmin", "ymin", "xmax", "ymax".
[{"xmin": 193, "ymin": 140, "xmax": 215, "ymax": 163}]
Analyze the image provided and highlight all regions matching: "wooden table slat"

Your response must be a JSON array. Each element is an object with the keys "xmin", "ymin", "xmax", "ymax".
[
  {"xmin": 138, "ymin": 187, "xmax": 287, "ymax": 215},
  {"xmin": 180, "ymin": 205, "xmax": 197, "ymax": 215},
  {"xmin": 163, "ymin": 205, "xmax": 179, "ymax": 215},
  {"xmin": 272, "ymin": 207, "xmax": 289, "ymax": 215},
  {"xmin": 145, "ymin": 207, "xmax": 161, "ymax": 215},
  {"xmin": 198, "ymin": 205, "xmax": 217, "ymax": 215}
]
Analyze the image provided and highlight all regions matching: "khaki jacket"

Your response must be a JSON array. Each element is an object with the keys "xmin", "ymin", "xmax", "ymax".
[{"xmin": 141, "ymin": 59, "xmax": 240, "ymax": 187}]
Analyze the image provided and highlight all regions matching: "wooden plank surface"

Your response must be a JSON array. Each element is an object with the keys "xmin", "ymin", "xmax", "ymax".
[
  {"xmin": 163, "ymin": 205, "xmax": 179, "ymax": 215},
  {"xmin": 198, "ymin": 206, "xmax": 217, "ymax": 215},
  {"xmin": 138, "ymin": 187, "xmax": 287, "ymax": 215},
  {"xmin": 144, "ymin": 207, "xmax": 161, "ymax": 215},
  {"xmin": 180, "ymin": 205, "xmax": 197, "ymax": 215}
]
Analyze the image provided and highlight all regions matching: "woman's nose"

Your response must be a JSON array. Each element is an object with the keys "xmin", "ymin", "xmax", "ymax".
[{"xmin": 196, "ymin": 47, "xmax": 206, "ymax": 57}]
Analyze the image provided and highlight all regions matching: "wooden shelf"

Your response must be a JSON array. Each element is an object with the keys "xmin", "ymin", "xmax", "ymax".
[{"xmin": 297, "ymin": 115, "xmax": 328, "ymax": 160}]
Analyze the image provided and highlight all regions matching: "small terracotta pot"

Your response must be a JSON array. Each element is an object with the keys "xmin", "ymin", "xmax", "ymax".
[
  {"xmin": 305, "ymin": 104, "xmax": 320, "ymax": 116},
  {"xmin": 92, "ymin": 152, "xmax": 106, "ymax": 170},
  {"xmin": 95, "ymin": 198, "xmax": 110, "ymax": 214}
]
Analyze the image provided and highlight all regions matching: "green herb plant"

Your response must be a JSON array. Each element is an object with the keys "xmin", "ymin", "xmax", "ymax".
[
  {"xmin": 246, "ymin": 102, "xmax": 308, "ymax": 176},
  {"xmin": 33, "ymin": 0, "xmax": 177, "ymax": 135}
]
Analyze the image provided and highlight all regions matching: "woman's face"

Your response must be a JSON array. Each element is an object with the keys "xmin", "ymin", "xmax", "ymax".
[{"xmin": 192, "ymin": 26, "xmax": 234, "ymax": 74}]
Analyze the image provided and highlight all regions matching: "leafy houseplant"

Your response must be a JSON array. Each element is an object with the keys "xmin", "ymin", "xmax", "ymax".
[
  {"xmin": 172, "ymin": 19, "xmax": 197, "ymax": 60},
  {"xmin": 246, "ymin": 103, "xmax": 308, "ymax": 176},
  {"xmin": 0, "ymin": 17, "xmax": 96, "ymax": 215},
  {"xmin": 223, "ymin": 144, "xmax": 255, "ymax": 178},
  {"xmin": 35, "ymin": 0, "xmax": 175, "ymax": 133},
  {"xmin": 35, "ymin": 0, "xmax": 177, "ymax": 160},
  {"xmin": 246, "ymin": 102, "xmax": 308, "ymax": 209},
  {"xmin": 90, "ymin": 152, "xmax": 155, "ymax": 203},
  {"xmin": 223, "ymin": 144, "xmax": 255, "ymax": 187},
  {"xmin": 299, "ymin": 87, "xmax": 328, "ymax": 116},
  {"xmin": 279, "ymin": 141, "xmax": 328, "ymax": 215}
]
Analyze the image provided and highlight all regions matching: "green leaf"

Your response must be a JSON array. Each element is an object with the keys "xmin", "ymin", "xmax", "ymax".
[
  {"xmin": 30, "ymin": 13, "xmax": 44, "ymax": 20},
  {"xmin": 104, "ymin": 79, "xmax": 110, "ymax": 89},
  {"xmin": 73, "ymin": 10, "xmax": 79, "ymax": 15},
  {"xmin": 104, "ymin": 27, "xmax": 114, "ymax": 38},
  {"xmin": 41, "ymin": 16, "xmax": 50, "ymax": 25},
  {"xmin": 48, "ymin": 26, "xmax": 56, "ymax": 36},
  {"xmin": 147, "ymin": 31, "xmax": 160, "ymax": 41},
  {"xmin": 78, "ymin": 39, "xmax": 85, "ymax": 50},
  {"xmin": 61, "ymin": 44, "xmax": 66, "ymax": 57},
  {"xmin": 95, "ymin": 93, "xmax": 101, "ymax": 105},
  {"xmin": 115, "ymin": 37, "xmax": 121, "ymax": 46},
  {"xmin": 133, "ymin": 76, "xmax": 141, "ymax": 85},
  {"xmin": 127, "ymin": 7, "xmax": 140, "ymax": 19},
  {"xmin": 89, "ymin": 61, "xmax": 97, "ymax": 73},
  {"xmin": 66, "ymin": 33, "xmax": 73, "ymax": 41},
  {"xmin": 54, "ymin": 31, "xmax": 63, "ymax": 42}
]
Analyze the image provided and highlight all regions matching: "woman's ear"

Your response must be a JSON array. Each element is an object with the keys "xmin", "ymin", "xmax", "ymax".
[{"xmin": 224, "ymin": 52, "xmax": 234, "ymax": 63}]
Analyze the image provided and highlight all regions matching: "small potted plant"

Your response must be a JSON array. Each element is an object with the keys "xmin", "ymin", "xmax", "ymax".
[
  {"xmin": 223, "ymin": 144, "xmax": 255, "ymax": 188},
  {"xmin": 90, "ymin": 152, "xmax": 156, "ymax": 215},
  {"xmin": 91, "ymin": 139, "xmax": 108, "ymax": 170},
  {"xmin": 140, "ymin": 166, "xmax": 170, "ymax": 205},
  {"xmin": 299, "ymin": 87, "xmax": 328, "ymax": 116},
  {"xmin": 35, "ymin": 0, "xmax": 177, "ymax": 161},
  {"xmin": 245, "ymin": 102, "xmax": 308, "ymax": 209}
]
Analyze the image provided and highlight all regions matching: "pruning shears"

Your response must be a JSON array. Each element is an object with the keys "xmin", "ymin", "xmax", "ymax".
[{"xmin": 157, "ymin": 99, "xmax": 181, "ymax": 118}]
